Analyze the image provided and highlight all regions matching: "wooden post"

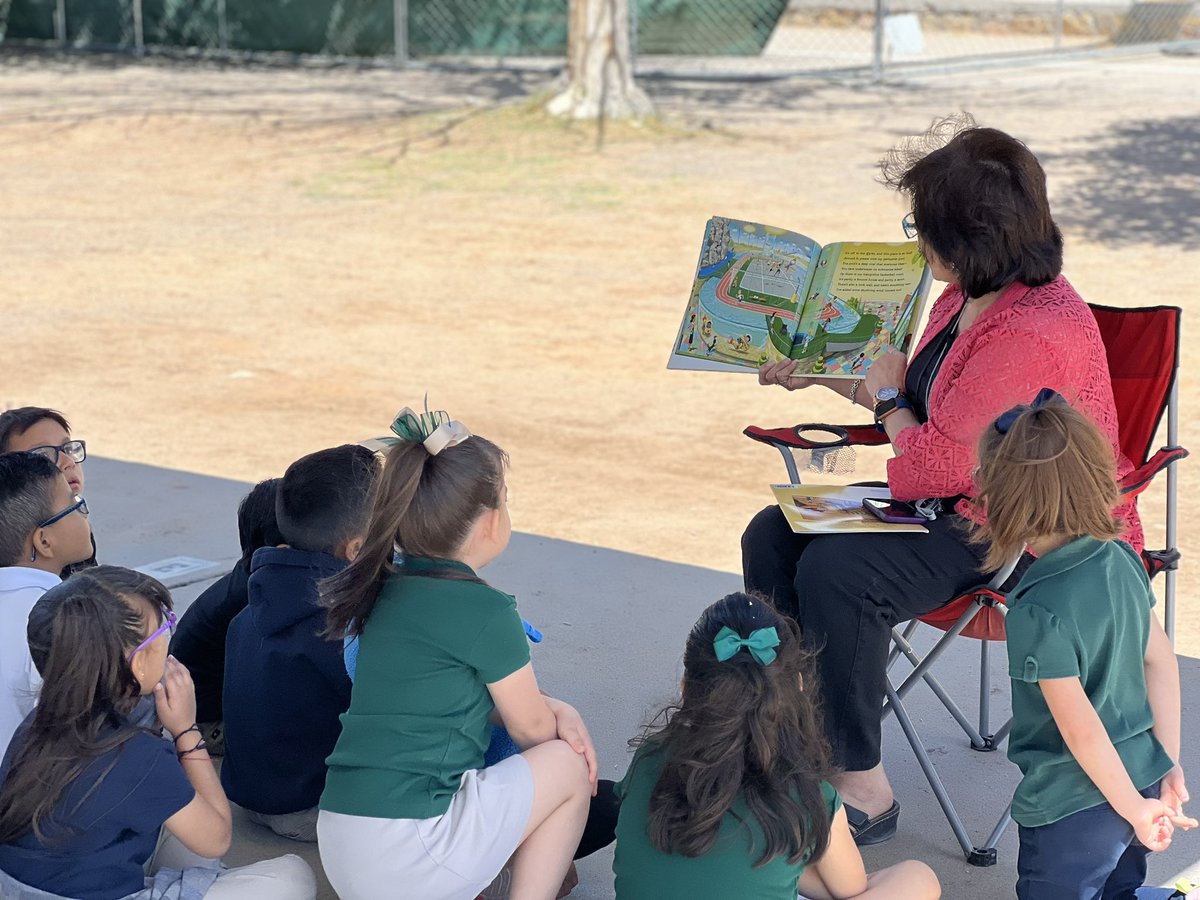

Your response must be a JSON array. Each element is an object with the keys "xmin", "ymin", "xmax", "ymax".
[
  {"xmin": 132, "ymin": 0, "xmax": 144, "ymax": 56},
  {"xmin": 217, "ymin": 0, "xmax": 228, "ymax": 51},
  {"xmin": 393, "ymin": 0, "xmax": 408, "ymax": 67},
  {"xmin": 872, "ymin": 0, "xmax": 885, "ymax": 83}
]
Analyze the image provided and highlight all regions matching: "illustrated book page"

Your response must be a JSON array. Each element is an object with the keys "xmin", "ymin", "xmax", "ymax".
[{"xmin": 669, "ymin": 218, "xmax": 930, "ymax": 381}]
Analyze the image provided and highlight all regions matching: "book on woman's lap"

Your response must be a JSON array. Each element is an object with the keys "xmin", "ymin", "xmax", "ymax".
[
  {"xmin": 669, "ymin": 216, "xmax": 932, "ymax": 379},
  {"xmin": 773, "ymin": 485, "xmax": 928, "ymax": 534}
]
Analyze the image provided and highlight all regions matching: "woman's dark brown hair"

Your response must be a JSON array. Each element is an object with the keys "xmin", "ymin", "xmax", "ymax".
[
  {"xmin": 0, "ymin": 566, "xmax": 171, "ymax": 844},
  {"xmin": 880, "ymin": 114, "xmax": 1063, "ymax": 299},
  {"xmin": 322, "ymin": 435, "xmax": 508, "ymax": 638},
  {"xmin": 633, "ymin": 592, "xmax": 835, "ymax": 867}
]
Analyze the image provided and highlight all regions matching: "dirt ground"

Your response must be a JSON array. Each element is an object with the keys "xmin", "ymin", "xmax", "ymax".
[{"xmin": 2, "ymin": 49, "xmax": 1199, "ymax": 651}]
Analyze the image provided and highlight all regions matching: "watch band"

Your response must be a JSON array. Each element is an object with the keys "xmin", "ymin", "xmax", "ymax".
[{"xmin": 874, "ymin": 395, "xmax": 912, "ymax": 431}]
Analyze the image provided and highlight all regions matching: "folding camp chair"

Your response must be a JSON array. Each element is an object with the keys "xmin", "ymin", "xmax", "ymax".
[{"xmin": 744, "ymin": 303, "xmax": 1186, "ymax": 866}]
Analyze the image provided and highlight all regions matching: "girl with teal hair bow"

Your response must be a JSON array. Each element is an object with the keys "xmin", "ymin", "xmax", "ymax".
[{"xmin": 612, "ymin": 592, "xmax": 940, "ymax": 900}]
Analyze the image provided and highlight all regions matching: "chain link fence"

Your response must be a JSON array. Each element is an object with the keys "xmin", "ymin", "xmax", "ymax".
[{"xmin": 1, "ymin": 0, "xmax": 1197, "ymax": 76}]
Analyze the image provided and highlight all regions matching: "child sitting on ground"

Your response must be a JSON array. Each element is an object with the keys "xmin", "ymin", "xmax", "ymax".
[
  {"xmin": 0, "ymin": 566, "xmax": 315, "ymax": 900},
  {"xmin": 220, "ymin": 445, "xmax": 375, "ymax": 842},
  {"xmin": 0, "ymin": 407, "xmax": 96, "ymax": 573},
  {"xmin": 973, "ymin": 390, "xmax": 1194, "ymax": 899},
  {"xmin": 318, "ymin": 407, "xmax": 595, "ymax": 900},
  {"xmin": 171, "ymin": 477, "xmax": 283, "ymax": 754},
  {"xmin": 0, "ymin": 452, "xmax": 94, "ymax": 756},
  {"xmin": 612, "ymin": 591, "xmax": 940, "ymax": 900}
]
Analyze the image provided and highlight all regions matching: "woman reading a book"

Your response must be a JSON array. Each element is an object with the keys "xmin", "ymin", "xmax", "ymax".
[{"xmin": 742, "ymin": 115, "xmax": 1140, "ymax": 846}]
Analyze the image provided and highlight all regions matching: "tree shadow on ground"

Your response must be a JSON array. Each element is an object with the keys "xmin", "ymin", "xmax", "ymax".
[{"xmin": 1053, "ymin": 114, "xmax": 1200, "ymax": 249}]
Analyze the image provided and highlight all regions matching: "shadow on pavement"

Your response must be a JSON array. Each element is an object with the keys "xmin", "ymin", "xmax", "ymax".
[{"xmin": 1055, "ymin": 114, "xmax": 1200, "ymax": 249}]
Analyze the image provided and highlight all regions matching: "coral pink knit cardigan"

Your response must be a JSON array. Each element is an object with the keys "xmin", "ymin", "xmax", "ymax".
[{"xmin": 887, "ymin": 275, "xmax": 1143, "ymax": 551}]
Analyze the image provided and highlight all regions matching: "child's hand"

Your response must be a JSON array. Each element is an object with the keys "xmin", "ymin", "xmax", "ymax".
[
  {"xmin": 1161, "ymin": 766, "xmax": 1199, "ymax": 829},
  {"xmin": 154, "ymin": 656, "xmax": 198, "ymax": 738},
  {"xmin": 545, "ymin": 698, "xmax": 598, "ymax": 795},
  {"xmin": 1129, "ymin": 797, "xmax": 1177, "ymax": 851}
]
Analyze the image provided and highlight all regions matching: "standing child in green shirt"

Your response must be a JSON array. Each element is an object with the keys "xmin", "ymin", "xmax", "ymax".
[
  {"xmin": 974, "ymin": 389, "xmax": 1196, "ymax": 899},
  {"xmin": 612, "ymin": 591, "xmax": 940, "ymax": 900},
  {"xmin": 317, "ymin": 407, "xmax": 595, "ymax": 900}
]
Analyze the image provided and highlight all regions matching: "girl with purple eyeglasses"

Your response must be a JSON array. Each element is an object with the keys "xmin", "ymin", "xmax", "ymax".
[{"xmin": 0, "ymin": 566, "xmax": 316, "ymax": 900}]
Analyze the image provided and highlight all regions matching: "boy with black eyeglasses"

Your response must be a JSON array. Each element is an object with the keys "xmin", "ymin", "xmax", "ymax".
[
  {"xmin": 0, "ymin": 452, "xmax": 94, "ymax": 755},
  {"xmin": 0, "ymin": 407, "xmax": 97, "ymax": 574}
]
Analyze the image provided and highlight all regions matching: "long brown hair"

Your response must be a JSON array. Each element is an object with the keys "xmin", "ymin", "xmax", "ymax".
[
  {"xmin": 973, "ymin": 396, "xmax": 1121, "ymax": 570},
  {"xmin": 634, "ymin": 592, "xmax": 835, "ymax": 866},
  {"xmin": 0, "ymin": 566, "xmax": 172, "ymax": 844},
  {"xmin": 322, "ymin": 434, "xmax": 508, "ymax": 638}
]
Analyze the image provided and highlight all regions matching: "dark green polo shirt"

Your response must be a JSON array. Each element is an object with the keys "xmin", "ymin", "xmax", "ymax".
[
  {"xmin": 320, "ymin": 557, "xmax": 530, "ymax": 820},
  {"xmin": 613, "ymin": 743, "xmax": 841, "ymax": 899},
  {"xmin": 1006, "ymin": 537, "xmax": 1174, "ymax": 827}
]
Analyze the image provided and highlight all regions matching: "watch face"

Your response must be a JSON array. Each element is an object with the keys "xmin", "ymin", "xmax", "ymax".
[{"xmin": 875, "ymin": 386, "xmax": 900, "ymax": 402}]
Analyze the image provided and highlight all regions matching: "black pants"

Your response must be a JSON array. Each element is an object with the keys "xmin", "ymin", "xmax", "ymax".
[
  {"xmin": 576, "ymin": 779, "xmax": 620, "ymax": 860},
  {"xmin": 742, "ymin": 503, "xmax": 990, "ymax": 771}
]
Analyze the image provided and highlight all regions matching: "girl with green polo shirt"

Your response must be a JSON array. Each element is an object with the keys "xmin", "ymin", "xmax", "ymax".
[
  {"xmin": 316, "ymin": 409, "xmax": 594, "ymax": 900},
  {"xmin": 974, "ymin": 391, "xmax": 1196, "ymax": 899},
  {"xmin": 612, "ymin": 592, "xmax": 940, "ymax": 900}
]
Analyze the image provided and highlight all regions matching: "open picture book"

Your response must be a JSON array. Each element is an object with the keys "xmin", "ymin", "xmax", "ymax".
[
  {"xmin": 669, "ymin": 216, "xmax": 933, "ymax": 380},
  {"xmin": 772, "ymin": 484, "xmax": 928, "ymax": 534}
]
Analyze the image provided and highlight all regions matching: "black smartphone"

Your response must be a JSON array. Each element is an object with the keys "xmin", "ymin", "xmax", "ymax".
[{"xmin": 862, "ymin": 498, "xmax": 927, "ymax": 525}]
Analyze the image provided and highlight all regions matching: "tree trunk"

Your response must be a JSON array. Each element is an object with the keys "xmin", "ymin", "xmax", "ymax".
[{"xmin": 547, "ymin": 0, "xmax": 653, "ymax": 121}]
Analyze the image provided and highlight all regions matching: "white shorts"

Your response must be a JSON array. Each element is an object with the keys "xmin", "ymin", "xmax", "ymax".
[{"xmin": 318, "ymin": 754, "xmax": 534, "ymax": 900}]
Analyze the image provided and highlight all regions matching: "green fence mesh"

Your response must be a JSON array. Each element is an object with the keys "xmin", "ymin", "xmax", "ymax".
[{"xmin": 2, "ymin": 0, "xmax": 789, "ymax": 56}]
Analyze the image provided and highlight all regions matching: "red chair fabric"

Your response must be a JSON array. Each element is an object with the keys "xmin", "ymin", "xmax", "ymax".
[
  {"xmin": 920, "ymin": 589, "xmax": 1009, "ymax": 641},
  {"xmin": 1090, "ymin": 304, "xmax": 1181, "ymax": 467}
]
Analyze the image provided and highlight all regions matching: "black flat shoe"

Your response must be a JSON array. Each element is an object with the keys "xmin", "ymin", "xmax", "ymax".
[{"xmin": 845, "ymin": 800, "xmax": 900, "ymax": 846}]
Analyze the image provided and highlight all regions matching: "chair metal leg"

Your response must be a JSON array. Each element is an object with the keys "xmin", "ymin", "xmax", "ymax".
[
  {"xmin": 990, "ymin": 716, "xmax": 1013, "ymax": 746},
  {"xmin": 887, "ymin": 620, "xmax": 988, "ymax": 748},
  {"xmin": 776, "ymin": 445, "xmax": 801, "ymax": 485},
  {"xmin": 886, "ymin": 682, "xmax": 998, "ymax": 866},
  {"xmin": 978, "ymin": 638, "xmax": 992, "ymax": 742},
  {"xmin": 982, "ymin": 805, "xmax": 1013, "ymax": 856},
  {"xmin": 1166, "ymin": 380, "xmax": 1179, "ymax": 641},
  {"xmin": 888, "ymin": 601, "xmax": 982, "ymax": 706},
  {"xmin": 888, "ymin": 620, "xmax": 920, "ymax": 671}
]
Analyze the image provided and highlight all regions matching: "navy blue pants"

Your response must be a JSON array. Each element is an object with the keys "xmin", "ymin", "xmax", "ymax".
[{"xmin": 1016, "ymin": 782, "xmax": 1171, "ymax": 900}]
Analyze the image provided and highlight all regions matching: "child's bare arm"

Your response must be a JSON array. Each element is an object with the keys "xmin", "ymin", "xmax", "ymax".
[
  {"xmin": 1144, "ymin": 614, "xmax": 1181, "ymax": 762},
  {"xmin": 797, "ymin": 807, "xmax": 868, "ymax": 899},
  {"xmin": 1040, "ymin": 676, "xmax": 1179, "ymax": 849},
  {"xmin": 486, "ymin": 663, "xmax": 558, "ymax": 749},
  {"xmin": 1144, "ymin": 613, "xmax": 1193, "ymax": 820}
]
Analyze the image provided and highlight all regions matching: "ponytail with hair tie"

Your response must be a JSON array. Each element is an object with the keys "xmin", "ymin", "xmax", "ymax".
[{"xmin": 326, "ymin": 403, "xmax": 507, "ymax": 640}]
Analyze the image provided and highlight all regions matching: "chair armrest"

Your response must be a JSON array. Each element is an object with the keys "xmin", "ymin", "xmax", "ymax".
[
  {"xmin": 1119, "ymin": 446, "xmax": 1189, "ymax": 499},
  {"xmin": 743, "ymin": 423, "xmax": 889, "ymax": 452}
]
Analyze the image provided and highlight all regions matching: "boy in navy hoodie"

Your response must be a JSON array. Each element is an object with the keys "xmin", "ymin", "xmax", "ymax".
[{"xmin": 221, "ymin": 444, "xmax": 378, "ymax": 842}]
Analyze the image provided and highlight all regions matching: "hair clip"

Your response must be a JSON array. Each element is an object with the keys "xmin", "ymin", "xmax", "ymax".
[
  {"xmin": 384, "ymin": 395, "xmax": 473, "ymax": 457},
  {"xmin": 993, "ymin": 387, "xmax": 1064, "ymax": 435},
  {"xmin": 713, "ymin": 625, "xmax": 780, "ymax": 666}
]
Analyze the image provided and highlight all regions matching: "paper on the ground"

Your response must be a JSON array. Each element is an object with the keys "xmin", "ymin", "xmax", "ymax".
[
  {"xmin": 771, "ymin": 484, "xmax": 928, "ymax": 534},
  {"xmin": 135, "ymin": 556, "xmax": 224, "ymax": 585}
]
